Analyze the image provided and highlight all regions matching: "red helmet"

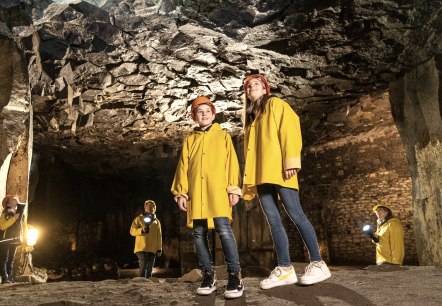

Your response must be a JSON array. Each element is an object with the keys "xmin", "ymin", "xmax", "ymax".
[
  {"xmin": 190, "ymin": 96, "xmax": 216, "ymax": 120},
  {"xmin": 2, "ymin": 195, "xmax": 18, "ymax": 209},
  {"xmin": 244, "ymin": 74, "xmax": 271, "ymax": 97}
]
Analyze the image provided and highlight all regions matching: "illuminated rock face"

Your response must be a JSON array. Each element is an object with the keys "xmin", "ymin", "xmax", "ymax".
[
  {"xmin": 7, "ymin": 0, "xmax": 437, "ymax": 173},
  {"xmin": 0, "ymin": 1, "xmax": 441, "ymax": 267}
]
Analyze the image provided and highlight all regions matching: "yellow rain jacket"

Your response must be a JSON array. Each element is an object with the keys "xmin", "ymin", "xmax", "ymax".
[
  {"xmin": 0, "ymin": 212, "xmax": 24, "ymax": 242},
  {"xmin": 130, "ymin": 215, "xmax": 162, "ymax": 254},
  {"xmin": 243, "ymin": 97, "xmax": 302, "ymax": 200},
  {"xmin": 171, "ymin": 123, "xmax": 242, "ymax": 229},
  {"xmin": 375, "ymin": 217, "xmax": 404, "ymax": 265}
]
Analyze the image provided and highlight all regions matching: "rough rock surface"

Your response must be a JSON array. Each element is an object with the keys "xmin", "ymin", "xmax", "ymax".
[
  {"xmin": 0, "ymin": 265, "xmax": 441, "ymax": 305},
  {"xmin": 1, "ymin": 0, "xmax": 440, "ymax": 173}
]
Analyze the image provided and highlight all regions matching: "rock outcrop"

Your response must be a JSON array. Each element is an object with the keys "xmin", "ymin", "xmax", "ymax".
[{"xmin": 4, "ymin": 0, "xmax": 438, "ymax": 173}]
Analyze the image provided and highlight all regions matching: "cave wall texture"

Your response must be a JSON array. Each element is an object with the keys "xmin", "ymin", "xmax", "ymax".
[{"xmin": 0, "ymin": 0, "xmax": 441, "ymax": 271}]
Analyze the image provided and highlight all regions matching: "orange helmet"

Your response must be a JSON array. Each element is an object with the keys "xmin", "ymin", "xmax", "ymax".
[
  {"xmin": 244, "ymin": 74, "xmax": 271, "ymax": 97},
  {"xmin": 190, "ymin": 96, "xmax": 216, "ymax": 120}
]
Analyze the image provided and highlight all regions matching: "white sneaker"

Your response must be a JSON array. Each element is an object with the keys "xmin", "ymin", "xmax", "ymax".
[
  {"xmin": 260, "ymin": 266, "xmax": 298, "ymax": 289},
  {"xmin": 196, "ymin": 270, "xmax": 217, "ymax": 295},
  {"xmin": 224, "ymin": 271, "xmax": 244, "ymax": 299},
  {"xmin": 299, "ymin": 260, "xmax": 331, "ymax": 285}
]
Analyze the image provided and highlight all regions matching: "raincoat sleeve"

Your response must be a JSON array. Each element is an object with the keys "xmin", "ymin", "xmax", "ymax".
[
  {"xmin": 129, "ymin": 216, "xmax": 143, "ymax": 236},
  {"xmin": 171, "ymin": 137, "xmax": 190, "ymax": 198},
  {"xmin": 389, "ymin": 221, "xmax": 405, "ymax": 264},
  {"xmin": 271, "ymin": 99, "xmax": 302, "ymax": 170},
  {"xmin": 225, "ymin": 132, "xmax": 242, "ymax": 196},
  {"xmin": 0, "ymin": 213, "xmax": 17, "ymax": 231}
]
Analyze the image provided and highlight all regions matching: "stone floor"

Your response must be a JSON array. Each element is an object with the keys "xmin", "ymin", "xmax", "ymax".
[{"xmin": 0, "ymin": 264, "xmax": 440, "ymax": 305}]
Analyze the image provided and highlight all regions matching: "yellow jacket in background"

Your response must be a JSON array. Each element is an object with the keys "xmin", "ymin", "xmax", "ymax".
[
  {"xmin": 171, "ymin": 123, "xmax": 242, "ymax": 229},
  {"xmin": 130, "ymin": 215, "xmax": 162, "ymax": 254},
  {"xmin": 243, "ymin": 97, "xmax": 302, "ymax": 200},
  {"xmin": 375, "ymin": 217, "xmax": 405, "ymax": 265}
]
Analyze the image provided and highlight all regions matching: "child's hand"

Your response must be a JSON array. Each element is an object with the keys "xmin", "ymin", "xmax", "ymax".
[
  {"xmin": 229, "ymin": 194, "xmax": 239, "ymax": 206},
  {"xmin": 177, "ymin": 196, "xmax": 188, "ymax": 212},
  {"xmin": 284, "ymin": 168, "xmax": 297, "ymax": 180}
]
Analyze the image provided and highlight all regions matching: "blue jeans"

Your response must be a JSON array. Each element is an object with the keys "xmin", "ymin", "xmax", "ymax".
[
  {"xmin": 0, "ymin": 244, "xmax": 17, "ymax": 282},
  {"xmin": 136, "ymin": 252, "xmax": 156, "ymax": 278},
  {"xmin": 257, "ymin": 184, "xmax": 322, "ymax": 266},
  {"xmin": 193, "ymin": 217, "xmax": 240, "ymax": 273}
]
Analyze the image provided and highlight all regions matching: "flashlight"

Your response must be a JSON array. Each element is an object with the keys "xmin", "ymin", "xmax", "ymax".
[
  {"xmin": 362, "ymin": 224, "xmax": 379, "ymax": 243},
  {"xmin": 143, "ymin": 213, "xmax": 156, "ymax": 226}
]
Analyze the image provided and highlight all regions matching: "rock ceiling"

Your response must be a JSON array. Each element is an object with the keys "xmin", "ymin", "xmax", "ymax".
[{"xmin": 1, "ymin": 0, "xmax": 441, "ymax": 174}]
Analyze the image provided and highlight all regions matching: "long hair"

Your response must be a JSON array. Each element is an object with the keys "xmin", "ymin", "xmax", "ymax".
[
  {"xmin": 244, "ymin": 94, "xmax": 274, "ymax": 129},
  {"xmin": 377, "ymin": 207, "xmax": 393, "ymax": 229}
]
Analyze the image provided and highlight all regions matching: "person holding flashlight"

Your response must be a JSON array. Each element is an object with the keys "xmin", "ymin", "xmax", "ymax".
[
  {"xmin": 130, "ymin": 200, "xmax": 162, "ymax": 278},
  {"xmin": 0, "ymin": 195, "xmax": 23, "ymax": 283},
  {"xmin": 365, "ymin": 204, "xmax": 405, "ymax": 265}
]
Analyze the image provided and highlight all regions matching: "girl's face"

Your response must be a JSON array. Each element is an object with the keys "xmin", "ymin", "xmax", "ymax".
[
  {"xmin": 376, "ymin": 207, "xmax": 388, "ymax": 221},
  {"xmin": 194, "ymin": 104, "xmax": 215, "ymax": 128},
  {"xmin": 246, "ymin": 78, "xmax": 267, "ymax": 102},
  {"xmin": 7, "ymin": 199, "xmax": 18, "ymax": 210}
]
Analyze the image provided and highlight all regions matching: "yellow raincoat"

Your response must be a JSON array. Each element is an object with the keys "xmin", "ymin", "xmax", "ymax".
[
  {"xmin": 375, "ymin": 217, "xmax": 404, "ymax": 265},
  {"xmin": 130, "ymin": 215, "xmax": 162, "ymax": 254},
  {"xmin": 171, "ymin": 123, "xmax": 242, "ymax": 229},
  {"xmin": 243, "ymin": 97, "xmax": 302, "ymax": 200}
]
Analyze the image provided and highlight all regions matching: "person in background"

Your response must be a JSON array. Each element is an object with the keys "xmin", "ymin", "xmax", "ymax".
[
  {"xmin": 242, "ymin": 74, "xmax": 331, "ymax": 289},
  {"xmin": 130, "ymin": 200, "xmax": 162, "ymax": 278},
  {"xmin": 0, "ymin": 195, "xmax": 23, "ymax": 284},
  {"xmin": 367, "ymin": 204, "xmax": 405, "ymax": 265},
  {"xmin": 171, "ymin": 96, "xmax": 244, "ymax": 299}
]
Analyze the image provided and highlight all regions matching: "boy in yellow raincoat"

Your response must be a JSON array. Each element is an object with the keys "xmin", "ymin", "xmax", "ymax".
[
  {"xmin": 130, "ymin": 200, "xmax": 162, "ymax": 278},
  {"xmin": 171, "ymin": 96, "xmax": 244, "ymax": 299}
]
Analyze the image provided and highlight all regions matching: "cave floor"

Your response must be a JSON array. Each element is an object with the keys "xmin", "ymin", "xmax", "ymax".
[{"xmin": 0, "ymin": 264, "xmax": 440, "ymax": 305}]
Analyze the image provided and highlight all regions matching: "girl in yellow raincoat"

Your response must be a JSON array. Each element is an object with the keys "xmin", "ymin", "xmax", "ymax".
[
  {"xmin": 171, "ymin": 96, "xmax": 244, "ymax": 299},
  {"xmin": 372, "ymin": 204, "xmax": 404, "ymax": 265},
  {"xmin": 242, "ymin": 74, "xmax": 331, "ymax": 289}
]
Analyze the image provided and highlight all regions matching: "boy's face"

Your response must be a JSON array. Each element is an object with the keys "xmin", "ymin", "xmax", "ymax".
[
  {"xmin": 144, "ymin": 202, "xmax": 154, "ymax": 213},
  {"xmin": 194, "ymin": 104, "xmax": 215, "ymax": 128}
]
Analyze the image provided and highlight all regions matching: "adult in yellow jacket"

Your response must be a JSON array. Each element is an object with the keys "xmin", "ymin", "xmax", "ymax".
[
  {"xmin": 171, "ymin": 96, "xmax": 244, "ymax": 299},
  {"xmin": 372, "ymin": 204, "xmax": 405, "ymax": 265},
  {"xmin": 0, "ymin": 195, "xmax": 23, "ymax": 283},
  {"xmin": 242, "ymin": 74, "xmax": 331, "ymax": 289},
  {"xmin": 130, "ymin": 200, "xmax": 162, "ymax": 278}
]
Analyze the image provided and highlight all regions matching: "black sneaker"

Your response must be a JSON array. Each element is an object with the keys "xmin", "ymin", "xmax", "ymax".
[
  {"xmin": 196, "ymin": 270, "xmax": 217, "ymax": 295},
  {"xmin": 224, "ymin": 271, "xmax": 244, "ymax": 299}
]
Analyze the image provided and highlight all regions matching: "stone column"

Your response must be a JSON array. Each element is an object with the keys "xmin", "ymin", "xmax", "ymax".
[
  {"xmin": 0, "ymin": 36, "xmax": 34, "ymax": 278},
  {"xmin": 389, "ymin": 57, "xmax": 442, "ymax": 266}
]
